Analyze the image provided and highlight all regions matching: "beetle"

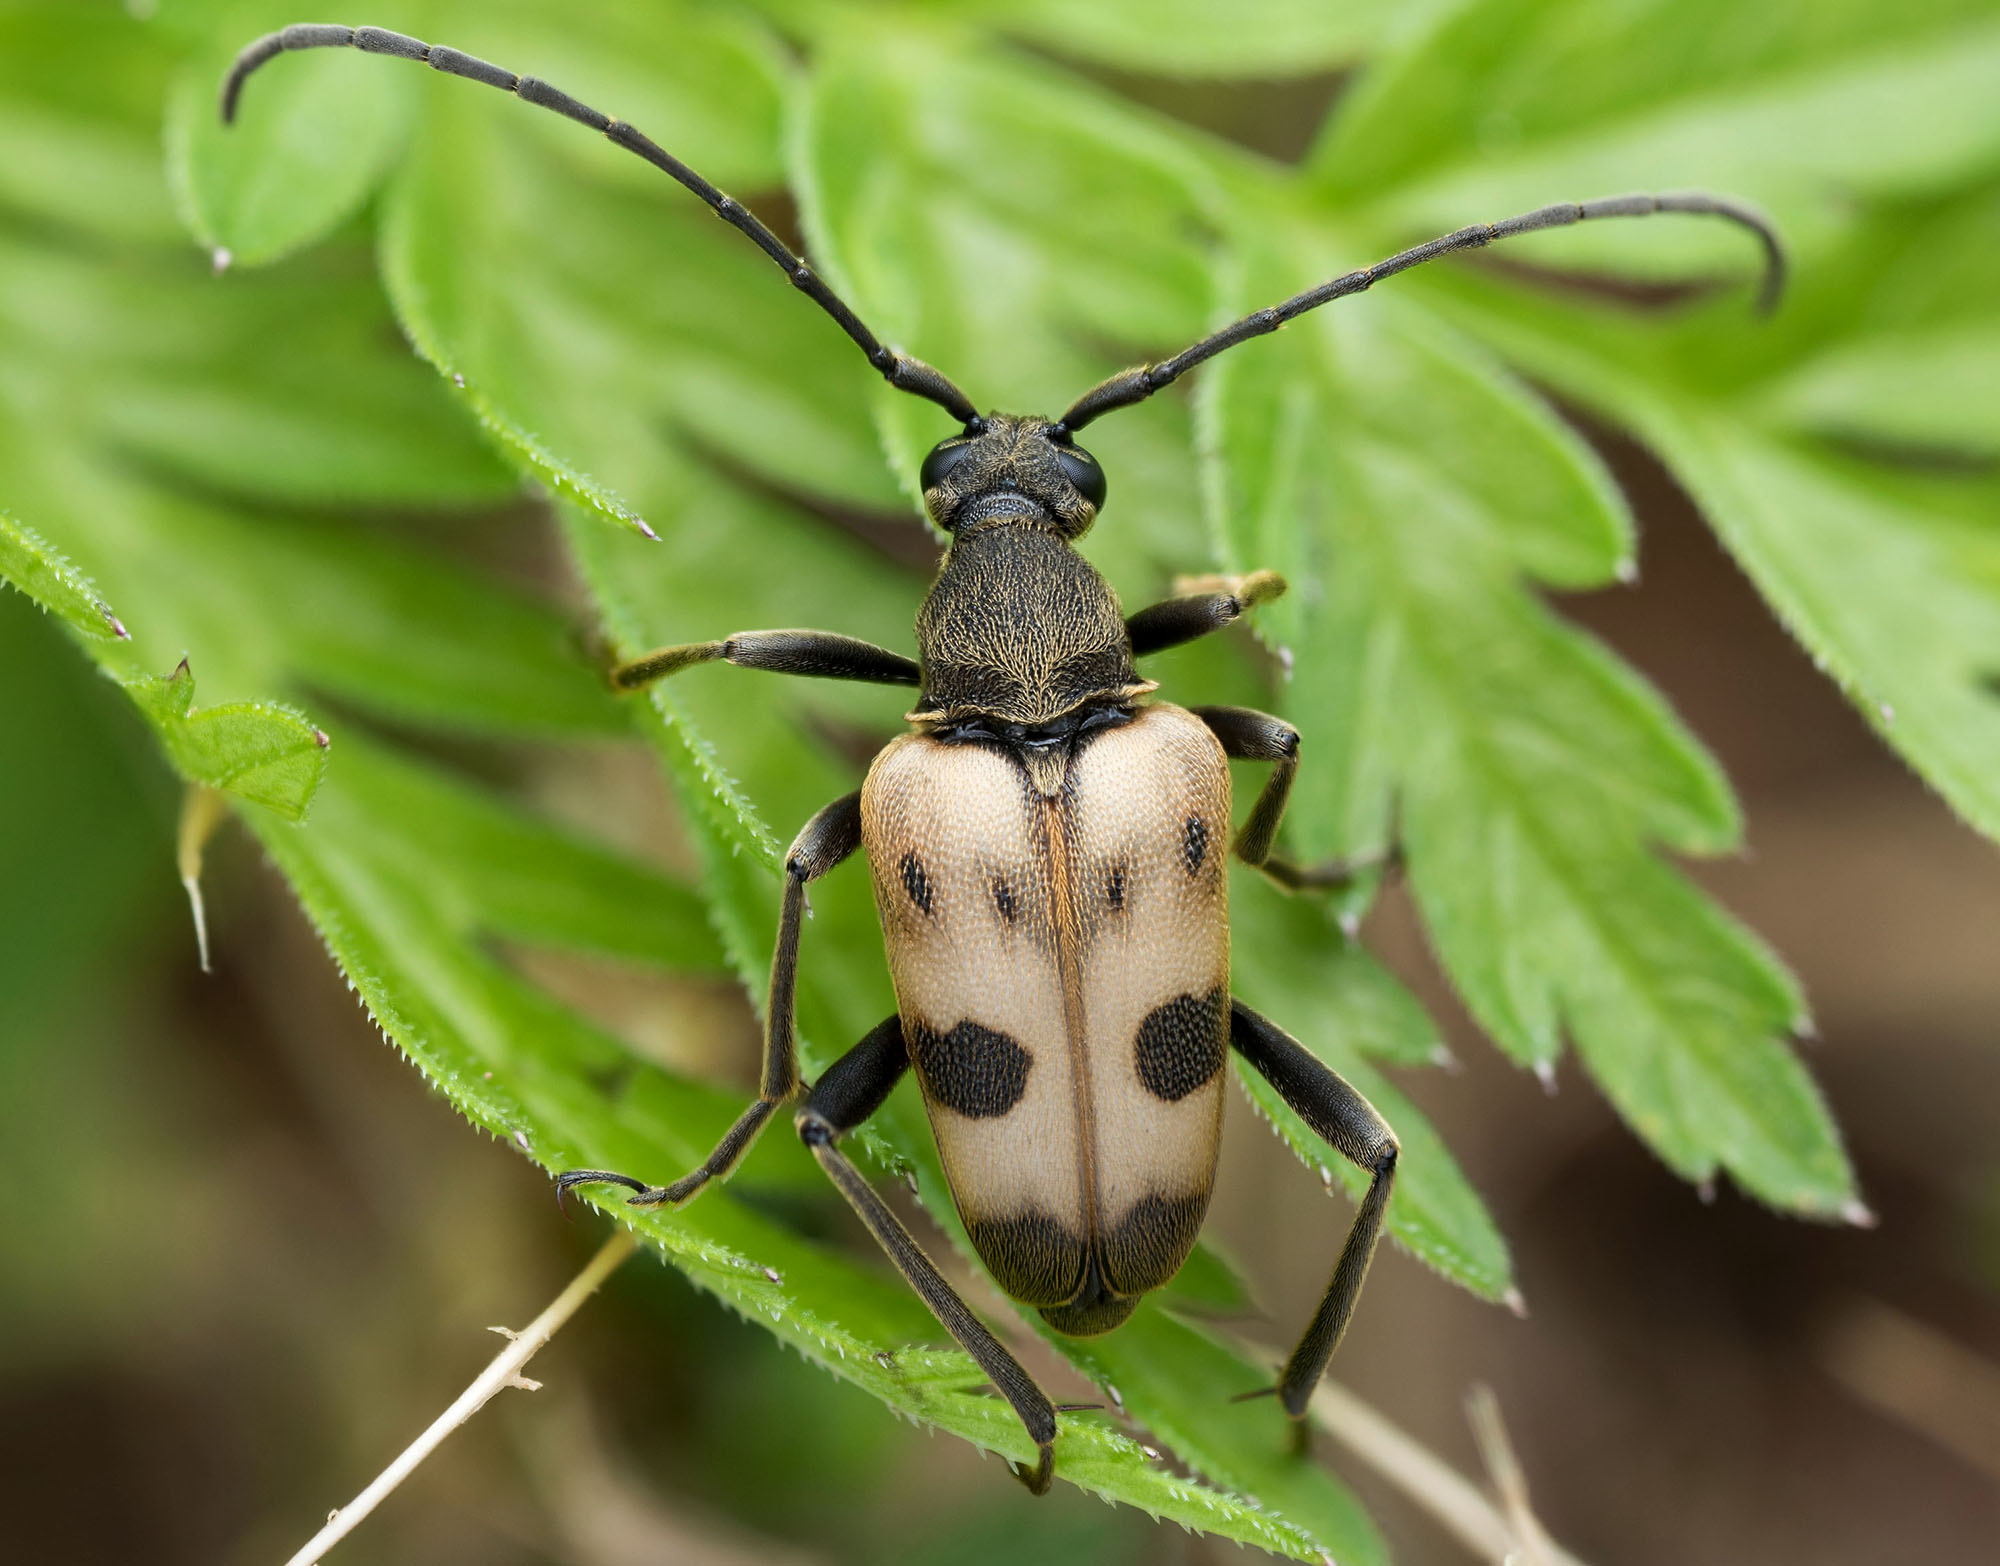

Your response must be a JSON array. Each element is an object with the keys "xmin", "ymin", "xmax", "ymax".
[{"xmin": 224, "ymin": 23, "xmax": 1786, "ymax": 1496}]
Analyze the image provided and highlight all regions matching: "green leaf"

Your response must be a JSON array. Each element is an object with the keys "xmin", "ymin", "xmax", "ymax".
[
  {"xmin": 795, "ymin": 25, "xmax": 1233, "ymax": 502},
  {"xmin": 948, "ymin": 0, "xmax": 1404, "ymax": 78},
  {"xmin": 284, "ymin": 731, "xmax": 724, "ymax": 970},
  {"xmin": 125, "ymin": 656, "xmax": 328, "ymax": 818},
  {"xmin": 0, "ymin": 177, "xmax": 606, "ymax": 739},
  {"xmin": 1405, "ymin": 183, "xmax": 2000, "ymax": 858},
  {"xmin": 1232, "ymin": 879, "xmax": 1514, "ymax": 1300},
  {"xmin": 1762, "ymin": 325, "xmax": 2000, "ymax": 458},
  {"xmin": 165, "ymin": 0, "xmax": 423, "ymax": 268},
  {"xmin": 1, "ymin": 441, "xmax": 612, "ymax": 742},
  {"xmin": 0, "ymin": 228, "xmax": 513, "ymax": 511},
  {"xmin": 377, "ymin": 52, "xmax": 895, "ymax": 536},
  {"xmin": 1661, "ymin": 423, "xmax": 2000, "ymax": 845},
  {"xmin": 446, "ymin": 0, "xmax": 791, "ymax": 191},
  {"xmin": 0, "ymin": 507, "xmax": 327, "ymax": 821},
  {"xmin": 0, "ymin": 588, "xmax": 201, "ymax": 1353},
  {"xmin": 1049, "ymin": 1306, "xmax": 1389, "ymax": 1566},
  {"xmin": 1313, "ymin": 0, "xmax": 2000, "ymax": 280},
  {"xmin": 0, "ymin": 4, "xmax": 181, "ymax": 243},
  {"xmin": 1201, "ymin": 238, "xmax": 1855, "ymax": 1216},
  {"xmin": 0, "ymin": 509, "xmax": 127, "ymax": 643}
]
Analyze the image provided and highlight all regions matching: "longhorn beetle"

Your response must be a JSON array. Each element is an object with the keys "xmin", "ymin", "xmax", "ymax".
[{"xmin": 224, "ymin": 23, "xmax": 1786, "ymax": 1496}]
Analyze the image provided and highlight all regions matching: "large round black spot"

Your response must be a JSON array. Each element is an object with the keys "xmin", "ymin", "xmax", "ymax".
[
  {"xmin": 910, "ymin": 1019, "xmax": 1031, "ymax": 1118},
  {"xmin": 1134, "ymin": 988, "xmax": 1227, "ymax": 1102}
]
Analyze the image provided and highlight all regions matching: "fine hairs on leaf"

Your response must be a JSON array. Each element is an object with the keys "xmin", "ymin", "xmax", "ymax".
[{"xmin": 6, "ymin": 0, "xmax": 1992, "ymax": 1555}]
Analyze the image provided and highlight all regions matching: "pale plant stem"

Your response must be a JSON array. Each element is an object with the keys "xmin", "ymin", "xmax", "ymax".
[
  {"xmin": 1466, "ymin": 1382, "xmax": 1556, "ymax": 1566},
  {"xmin": 281, "ymin": 1227, "xmax": 638, "ymax": 1566},
  {"xmin": 1817, "ymin": 1295, "xmax": 2000, "ymax": 1483},
  {"xmin": 176, "ymin": 782, "xmax": 228, "ymax": 973},
  {"xmin": 1310, "ymin": 1380, "xmax": 1589, "ymax": 1566}
]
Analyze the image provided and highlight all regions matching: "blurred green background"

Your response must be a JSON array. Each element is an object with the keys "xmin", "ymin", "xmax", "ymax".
[{"xmin": 5, "ymin": 0, "xmax": 2000, "ymax": 1561}]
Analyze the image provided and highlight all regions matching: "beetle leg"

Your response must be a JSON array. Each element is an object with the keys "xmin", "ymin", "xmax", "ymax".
[
  {"xmin": 797, "ymin": 1016, "xmax": 1060, "ymax": 1495},
  {"xmin": 1192, "ymin": 705, "xmax": 1400, "ymax": 890},
  {"xmin": 1193, "ymin": 705, "xmax": 1298, "ymax": 866},
  {"xmin": 1229, "ymin": 998, "xmax": 1398, "ymax": 1420},
  {"xmin": 558, "ymin": 791, "xmax": 863, "ymax": 1210},
  {"xmin": 1256, "ymin": 843, "xmax": 1399, "ymax": 891},
  {"xmin": 611, "ymin": 629, "xmax": 920, "ymax": 691},
  {"xmin": 1125, "ymin": 570, "xmax": 1286, "ymax": 657}
]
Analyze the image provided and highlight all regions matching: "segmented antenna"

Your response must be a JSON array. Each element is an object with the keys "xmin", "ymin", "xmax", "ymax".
[
  {"xmin": 1058, "ymin": 192, "xmax": 1786, "ymax": 433},
  {"xmin": 220, "ymin": 23, "xmax": 983, "ymax": 426}
]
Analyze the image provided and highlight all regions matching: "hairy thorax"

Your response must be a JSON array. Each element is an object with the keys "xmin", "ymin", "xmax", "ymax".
[{"xmin": 911, "ymin": 520, "xmax": 1152, "ymax": 729}]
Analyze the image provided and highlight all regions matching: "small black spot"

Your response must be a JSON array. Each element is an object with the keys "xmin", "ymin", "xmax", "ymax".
[
  {"xmin": 1106, "ymin": 866, "xmax": 1126, "ymax": 910},
  {"xmin": 993, "ymin": 877, "xmax": 1019, "ymax": 923},
  {"xmin": 910, "ymin": 1018, "xmax": 1032, "ymax": 1119},
  {"xmin": 1134, "ymin": 988, "xmax": 1227, "ymax": 1102},
  {"xmin": 1182, "ymin": 815, "xmax": 1209, "ymax": 874},
  {"xmin": 900, "ymin": 851, "xmax": 933, "ymax": 914}
]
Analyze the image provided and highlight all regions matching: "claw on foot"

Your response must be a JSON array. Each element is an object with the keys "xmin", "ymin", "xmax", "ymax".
[
  {"xmin": 555, "ymin": 1168, "xmax": 672, "ymax": 1214},
  {"xmin": 1010, "ymin": 1444, "xmax": 1055, "ymax": 1496}
]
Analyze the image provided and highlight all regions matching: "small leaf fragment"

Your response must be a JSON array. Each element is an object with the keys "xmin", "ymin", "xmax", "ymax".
[
  {"xmin": 125, "ymin": 658, "xmax": 329, "ymax": 820},
  {"xmin": 0, "ymin": 510, "xmax": 127, "ymax": 642}
]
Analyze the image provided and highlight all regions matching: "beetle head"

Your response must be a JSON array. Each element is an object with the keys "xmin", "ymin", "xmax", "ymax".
[{"xmin": 920, "ymin": 413, "xmax": 1106, "ymax": 537}]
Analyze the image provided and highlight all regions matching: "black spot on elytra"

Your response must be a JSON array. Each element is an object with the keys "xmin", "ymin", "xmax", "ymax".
[
  {"xmin": 900, "ymin": 851, "xmax": 933, "ymax": 914},
  {"xmin": 965, "ymin": 1207, "xmax": 1085, "ymax": 1308},
  {"xmin": 1182, "ymin": 815, "xmax": 1209, "ymax": 874},
  {"xmin": 1106, "ymin": 865, "xmax": 1126, "ymax": 910},
  {"xmin": 910, "ymin": 1018, "xmax": 1031, "ymax": 1119},
  {"xmin": 993, "ymin": 877, "xmax": 1018, "ymax": 923},
  {"xmin": 1100, "ymin": 1189, "xmax": 1211, "ymax": 1298},
  {"xmin": 1134, "ymin": 988, "xmax": 1227, "ymax": 1102}
]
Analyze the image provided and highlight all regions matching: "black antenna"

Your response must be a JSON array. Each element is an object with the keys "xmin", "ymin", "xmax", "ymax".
[
  {"xmin": 1058, "ymin": 192, "xmax": 1785, "ymax": 433},
  {"xmin": 220, "ymin": 24, "xmax": 984, "ymax": 427}
]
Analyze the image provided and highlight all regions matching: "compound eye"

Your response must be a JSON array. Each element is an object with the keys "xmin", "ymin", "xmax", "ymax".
[
  {"xmin": 920, "ymin": 438, "xmax": 977, "ymax": 493},
  {"xmin": 1055, "ymin": 444, "xmax": 1107, "ymax": 511}
]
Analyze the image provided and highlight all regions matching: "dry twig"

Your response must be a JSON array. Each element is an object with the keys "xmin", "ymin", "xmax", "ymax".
[
  {"xmin": 1310, "ymin": 1379, "xmax": 1588, "ymax": 1566},
  {"xmin": 1466, "ymin": 1382, "xmax": 1557, "ymax": 1566},
  {"xmin": 1818, "ymin": 1295, "xmax": 2000, "ymax": 1484},
  {"xmin": 280, "ymin": 1227, "xmax": 637, "ymax": 1566}
]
